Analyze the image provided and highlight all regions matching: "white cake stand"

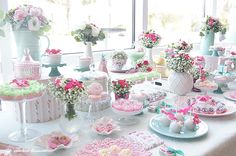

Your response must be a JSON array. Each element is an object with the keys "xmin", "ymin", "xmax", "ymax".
[
  {"xmin": 112, "ymin": 107, "xmax": 143, "ymax": 126},
  {"xmin": 2, "ymin": 95, "xmax": 42, "ymax": 142}
]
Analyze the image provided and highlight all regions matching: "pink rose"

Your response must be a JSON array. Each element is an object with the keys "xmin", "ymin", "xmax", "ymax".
[
  {"xmin": 29, "ymin": 7, "xmax": 42, "ymax": 17},
  {"xmin": 14, "ymin": 9, "xmax": 27, "ymax": 21}
]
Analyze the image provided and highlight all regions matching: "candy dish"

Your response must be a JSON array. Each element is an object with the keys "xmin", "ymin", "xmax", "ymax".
[
  {"xmin": 34, "ymin": 131, "xmax": 78, "ymax": 152},
  {"xmin": 224, "ymin": 91, "xmax": 236, "ymax": 101},
  {"xmin": 112, "ymin": 99, "xmax": 143, "ymax": 125},
  {"xmin": 91, "ymin": 117, "xmax": 120, "ymax": 135},
  {"xmin": 194, "ymin": 79, "xmax": 218, "ymax": 93},
  {"xmin": 149, "ymin": 115, "xmax": 208, "ymax": 139}
]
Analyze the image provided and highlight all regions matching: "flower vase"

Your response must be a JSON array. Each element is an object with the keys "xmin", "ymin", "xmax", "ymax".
[
  {"xmin": 200, "ymin": 31, "xmax": 215, "ymax": 55},
  {"xmin": 85, "ymin": 42, "xmax": 93, "ymax": 60},
  {"xmin": 145, "ymin": 48, "xmax": 153, "ymax": 65},
  {"xmin": 13, "ymin": 31, "xmax": 50, "ymax": 61},
  {"xmin": 168, "ymin": 71, "xmax": 193, "ymax": 95},
  {"xmin": 115, "ymin": 93, "xmax": 129, "ymax": 100},
  {"xmin": 59, "ymin": 103, "xmax": 80, "ymax": 134}
]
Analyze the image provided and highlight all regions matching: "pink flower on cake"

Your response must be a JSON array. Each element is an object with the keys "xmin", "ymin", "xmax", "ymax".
[
  {"xmin": 197, "ymin": 95, "xmax": 212, "ymax": 102},
  {"xmin": 10, "ymin": 79, "xmax": 29, "ymax": 88},
  {"xmin": 45, "ymin": 48, "xmax": 61, "ymax": 55}
]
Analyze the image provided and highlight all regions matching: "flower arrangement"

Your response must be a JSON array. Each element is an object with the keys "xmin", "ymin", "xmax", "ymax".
[
  {"xmin": 48, "ymin": 78, "xmax": 86, "ymax": 120},
  {"xmin": 71, "ymin": 23, "xmax": 105, "ymax": 45},
  {"xmin": 199, "ymin": 16, "xmax": 226, "ymax": 37},
  {"xmin": 111, "ymin": 80, "xmax": 133, "ymax": 98},
  {"xmin": 138, "ymin": 29, "xmax": 161, "ymax": 48},
  {"xmin": 3, "ymin": 4, "xmax": 51, "ymax": 35},
  {"xmin": 189, "ymin": 66, "xmax": 209, "ymax": 80},
  {"xmin": 111, "ymin": 51, "xmax": 128, "ymax": 60},
  {"xmin": 136, "ymin": 60, "xmax": 152, "ymax": 72},
  {"xmin": 45, "ymin": 48, "xmax": 61, "ymax": 55},
  {"xmin": 166, "ymin": 53, "xmax": 194, "ymax": 73},
  {"xmin": 168, "ymin": 39, "xmax": 193, "ymax": 53}
]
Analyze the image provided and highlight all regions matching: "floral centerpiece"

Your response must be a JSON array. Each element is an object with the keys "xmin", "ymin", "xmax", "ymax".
[
  {"xmin": 138, "ymin": 29, "xmax": 161, "ymax": 48},
  {"xmin": 166, "ymin": 53, "xmax": 194, "ymax": 73},
  {"xmin": 111, "ymin": 51, "xmax": 128, "ymax": 70},
  {"xmin": 189, "ymin": 66, "xmax": 209, "ymax": 80},
  {"xmin": 168, "ymin": 39, "xmax": 193, "ymax": 53},
  {"xmin": 49, "ymin": 78, "xmax": 86, "ymax": 120},
  {"xmin": 2, "ymin": 4, "xmax": 51, "ymax": 61},
  {"xmin": 199, "ymin": 16, "xmax": 227, "ymax": 55},
  {"xmin": 4, "ymin": 4, "xmax": 51, "ymax": 35},
  {"xmin": 45, "ymin": 48, "xmax": 62, "ymax": 65},
  {"xmin": 166, "ymin": 53, "xmax": 194, "ymax": 95},
  {"xmin": 71, "ymin": 23, "xmax": 105, "ymax": 45},
  {"xmin": 199, "ymin": 16, "xmax": 226, "ymax": 37},
  {"xmin": 71, "ymin": 23, "xmax": 105, "ymax": 61},
  {"xmin": 136, "ymin": 60, "xmax": 152, "ymax": 72},
  {"xmin": 138, "ymin": 29, "xmax": 161, "ymax": 64},
  {"xmin": 111, "ymin": 80, "xmax": 133, "ymax": 100}
]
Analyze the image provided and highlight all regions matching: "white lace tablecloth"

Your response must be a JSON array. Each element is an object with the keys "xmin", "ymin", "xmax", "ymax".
[{"xmin": 1, "ymin": 83, "xmax": 236, "ymax": 156}]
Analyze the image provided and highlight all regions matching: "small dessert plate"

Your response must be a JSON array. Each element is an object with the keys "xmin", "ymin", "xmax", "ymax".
[
  {"xmin": 149, "ymin": 115, "xmax": 208, "ymax": 139},
  {"xmin": 91, "ymin": 117, "xmax": 120, "ymax": 135},
  {"xmin": 33, "ymin": 131, "xmax": 78, "ymax": 152},
  {"xmin": 224, "ymin": 91, "xmax": 236, "ymax": 101}
]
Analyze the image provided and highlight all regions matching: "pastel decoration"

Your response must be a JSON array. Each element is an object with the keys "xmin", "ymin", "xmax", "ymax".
[
  {"xmin": 159, "ymin": 144, "xmax": 185, "ymax": 156},
  {"xmin": 169, "ymin": 121, "xmax": 183, "ymax": 133},
  {"xmin": 87, "ymin": 82, "xmax": 103, "ymax": 95}
]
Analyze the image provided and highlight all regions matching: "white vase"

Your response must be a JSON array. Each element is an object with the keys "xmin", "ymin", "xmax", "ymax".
[
  {"xmin": 168, "ymin": 71, "xmax": 193, "ymax": 95},
  {"xmin": 145, "ymin": 48, "xmax": 153, "ymax": 64},
  {"xmin": 85, "ymin": 42, "xmax": 93, "ymax": 60},
  {"xmin": 47, "ymin": 54, "xmax": 62, "ymax": 65}
]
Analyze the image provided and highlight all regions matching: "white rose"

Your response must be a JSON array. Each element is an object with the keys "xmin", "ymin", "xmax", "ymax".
[
  {"xmin": 28, "ymin": 17, "xmax": 41, "ymax": 31},
  {"xmin": 91, "ymin": 25, "xmax": 100, "ymax": 37}
]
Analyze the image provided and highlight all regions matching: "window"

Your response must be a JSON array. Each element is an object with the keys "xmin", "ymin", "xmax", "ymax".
[
  {"xmin": 148, "ymin": 0, "xmax": 204, "ymax": 45},
  {"xmin": 8, "ymin": 0, "xmax": 134, "ymax": 54}
]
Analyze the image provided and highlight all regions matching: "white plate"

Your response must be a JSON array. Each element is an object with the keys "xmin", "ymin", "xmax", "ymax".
[
  {"xmin": 224, "ymin": 91, "xmax": 236, "ymax": 101},
  {"xmin": 149, "ymin": 115, "xmax": 208, "ymax": 139},
  {"xmin": 112, "ymin": 107, "xmax": 143, "ymax": 116}
]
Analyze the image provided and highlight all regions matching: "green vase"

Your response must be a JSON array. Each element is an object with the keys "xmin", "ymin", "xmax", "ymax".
[
  {"xmin": 200, "ymin": 31, "xmax": 215, "ymax": 55},
  {"xmin": 13, "ymin": 31, "xmax": 50, "ymax": 61}
]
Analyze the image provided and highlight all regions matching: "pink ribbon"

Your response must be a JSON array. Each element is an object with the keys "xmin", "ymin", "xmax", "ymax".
[{"xmin": 10, "ymin": 79, "xmax": 29, "ymax": 87}]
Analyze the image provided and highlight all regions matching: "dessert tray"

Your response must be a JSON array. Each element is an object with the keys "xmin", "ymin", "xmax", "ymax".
[
  {"xmin": 149, "ymin": 115, "xmax": 208, "ymax": 139},
  {"xmin": 188, "ymin": 96, "xmax": 236, "ymax": 117},
  {"xmin": 76, "ymin": 138, "xmax": 151, "ymax": 156},
  {"xmin": 223, "ymin": 91, "xmax": 236, "ymax": 101}
]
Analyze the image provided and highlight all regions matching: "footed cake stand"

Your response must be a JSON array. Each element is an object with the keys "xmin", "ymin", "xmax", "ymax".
[
  {"xmin": 2, "ymin": 96, "xmax": 42, "ymax": 142},
  {"xmin": 112, "ymin": 107, "xmax": 143, "ymax": 126},
  {"xmin": 42, "ymin": 63, "xmax": 66, "ymax": 77}
]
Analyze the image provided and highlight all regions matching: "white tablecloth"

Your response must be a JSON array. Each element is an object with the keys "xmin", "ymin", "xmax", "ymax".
[{"xmin": 1, "ymin": 86, "xmax": 236, "ymax": 156}]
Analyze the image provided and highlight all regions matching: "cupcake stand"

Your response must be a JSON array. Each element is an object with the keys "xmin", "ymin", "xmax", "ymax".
[{"xmin": 1, "ymin": 95, "xmax": 43, "ymax": 142}]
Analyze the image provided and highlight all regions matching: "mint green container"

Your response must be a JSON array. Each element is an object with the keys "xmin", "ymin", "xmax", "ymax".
[
  {"xmin": 200, "ymin": 31, "xmax": 215, "ymax": 55},
  {"xmin": 13, "ymin": 31, "xmax": 50, "ymax": 61}
]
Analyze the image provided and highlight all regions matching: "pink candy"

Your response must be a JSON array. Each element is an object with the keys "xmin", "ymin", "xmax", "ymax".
[
  {"xmin": 47, "ymin": 135, "xmax": 71, "ymax": 149},
  {"xmin": 112, "ymin": 99, "xmax": 143, "ymax": 112}
]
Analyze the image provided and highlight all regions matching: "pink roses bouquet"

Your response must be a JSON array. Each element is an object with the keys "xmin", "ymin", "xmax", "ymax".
[
  {"xmin": 138, "ymin": 30, "xmax": 161, "ymax": 48},
  {"xmin": 4, "ymin": 4, "xmax": 51, "ymax": 35},
  {"xmin": 200, "ymin": 16, "xmax": 226, "ymax": 37}
]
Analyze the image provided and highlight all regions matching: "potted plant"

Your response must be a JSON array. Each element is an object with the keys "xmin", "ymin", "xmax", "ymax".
[
  {"xmin": 111, "ymin": 79, "xmax": 133, "ymax": 100},
  {"xmin": 199, "ymin": 16, "xmax": 226, "ymax": 55},
  {"xmin": 166, "ymin": 53, "xmax": 194, "ymax": 95},
  {"xmin": 3, "ymin": 4, "xmax": 51, "ymax": 61},
  {"xmin": 71, "ymin": 23, "xmax": 105, "ymax": 60},
  {"xmin": 45, "ymin": 48, "xmax": 62, "ymax": 65},
  {"xmin": 111, "ymin": 51, "xmax": 128, "ymax": 70},
  {"xmin": 138, "ymin": 30, "xmax": 161, "ymax": 64},
  {"xmin": 49, "ymin": 78, "xmax": 87, "ymax": 134}
]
